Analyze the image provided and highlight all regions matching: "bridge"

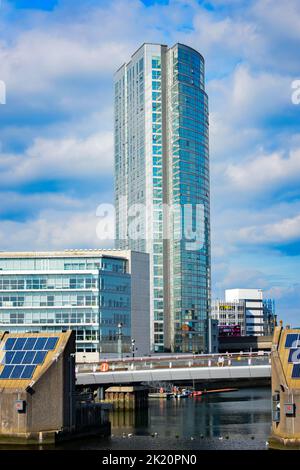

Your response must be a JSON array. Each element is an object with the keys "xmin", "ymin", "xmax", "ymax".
[{"xmin": 76, "ymin": 352, "xmax": 271, "ymax": 386}]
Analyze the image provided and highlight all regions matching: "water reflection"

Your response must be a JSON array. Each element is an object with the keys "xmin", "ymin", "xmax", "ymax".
[
  {"xmin": 110, "ymin": 387, "xmax": 271, "ymax": 440},
  {"xmin": 110, "ymin": 408, "xmax": 149, "ymax": 433}
]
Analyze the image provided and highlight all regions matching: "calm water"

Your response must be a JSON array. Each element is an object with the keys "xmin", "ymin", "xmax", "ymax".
[
  {"xmin": 0, "ymin": 387, "xmax": 271, "ymax": 451},
  {"xmin": 60, "ymin": 386, "xmax": 272, "ymax": 450}
]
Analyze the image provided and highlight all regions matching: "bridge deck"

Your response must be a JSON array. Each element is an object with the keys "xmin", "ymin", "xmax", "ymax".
[{"xmin": 76, "ymin": 355, "xmax": 271, "ymax": 385}]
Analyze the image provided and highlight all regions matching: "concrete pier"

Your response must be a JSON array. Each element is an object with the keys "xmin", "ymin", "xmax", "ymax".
[{"xmin": 104, "ymin": 386, "xmax": 148, "ymax": 410}]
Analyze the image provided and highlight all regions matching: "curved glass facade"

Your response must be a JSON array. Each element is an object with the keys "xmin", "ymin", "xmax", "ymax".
[
  {"xmin": 167, "ymin": 44, "xmax": 210, "ymax": 352},
  {"xmin": 115, "ymin": 43, "xmax": 210, "ymax": 353}
]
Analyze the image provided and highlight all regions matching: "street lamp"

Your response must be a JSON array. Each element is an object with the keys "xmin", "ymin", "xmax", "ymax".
[
  {"xmin": 131, "ymin": 338, "xmax": 136, "ymax": 358},
  {"xmin": 117, "ymin": 322, "xmax": 123, "ymax": 359}
]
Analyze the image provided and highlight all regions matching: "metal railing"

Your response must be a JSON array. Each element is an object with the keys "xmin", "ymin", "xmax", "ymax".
[{"xmin": 76, "ymin": 351, "xmax": 271, "ymax": 374}]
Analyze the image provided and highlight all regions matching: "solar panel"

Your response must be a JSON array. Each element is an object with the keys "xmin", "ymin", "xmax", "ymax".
[
  {"xmin": 21, "ymin": 365, "xmax": 36, "ymax": 379},
  {"xmin": 4, "ymin": 338, "xmax": 16, "ymax": 350},
  {"xmin": 10, "ymin": 365, "xmax": 25, "ymax": 379},
  {"xmin": 45, "ymin": 337, "xmax": 58, "ymax": 350},
  {"xmin": 0, "ymin": 365, "xmax": 14, "ymax": 379},
  {"xmin": 12, "ymin": 351, "xmax": 26, "ymax": 364},
  {"xmin": 33, "ymin": 350, "xmax": 47, "ymax": 364},
  {"xmin": 22, "ymin": 351, "xmax": 36, "ymax": 364},
  {"xmin": 12, "ymin": 338, "xmax": 27, "ymax": 351},
  {"xmin": 285, "ymin": 334, "xmax": 299, "ymax": 348},
  {"xmin": 23, "ymin": 338, "xmax": 37, "ymax": 350},
  {"xmin": 34, "ymin": 338, "xmax": 48, "ymax": 350},
  {"xmin": 292, "ymin": 363, "xmax": 300, "ymax": 378},
  {"xmin": 288, "ymin": 349, "xmax": 300, "ymax": 363},
  {"xmin": 3, "ymin": 351, "xmax": 15, "ymax": 364}
]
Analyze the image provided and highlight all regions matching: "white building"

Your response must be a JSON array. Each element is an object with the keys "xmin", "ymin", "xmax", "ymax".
[
  {"xmin": 225, "ymin": 289, "xmax": 264, "ymax": 336},
  {"xmin": 212, "ymin": 289, "xmax": 276, "ymax": 338}
]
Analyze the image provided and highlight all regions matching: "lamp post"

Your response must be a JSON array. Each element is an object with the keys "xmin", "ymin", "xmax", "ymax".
[
  {"xmin": 131, "ymin": 338, "xmax": 136, "ymax": 359},
  {"xmin": 117, "ymin": 322, "xmax": 123, "ymax": 359}
]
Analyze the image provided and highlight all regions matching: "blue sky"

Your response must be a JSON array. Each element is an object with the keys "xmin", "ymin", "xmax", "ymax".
[{"xmin": 0, "ymin": 0, "xmax": 300, "ymax": 324}]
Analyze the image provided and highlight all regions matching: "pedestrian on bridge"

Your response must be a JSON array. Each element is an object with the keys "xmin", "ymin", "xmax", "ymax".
[{"xmin": 218, "ymin": 356, "xmax": 225, "ymax": 367}]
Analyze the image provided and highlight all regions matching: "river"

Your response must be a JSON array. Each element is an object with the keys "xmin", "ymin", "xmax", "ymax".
[{"xmin": 60, "ymin": 386, "xmax": 272, "ymax": 450}]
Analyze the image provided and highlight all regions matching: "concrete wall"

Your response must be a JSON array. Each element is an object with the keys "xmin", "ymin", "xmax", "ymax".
[
  {"xmin": 28, "ymin": 355, "xmax": 64, "ymax": 433},
  {"xmin": 219, "ymin": 335, "xmax": 272, "ymax": 352},
  {"xmin": 0, "ymin": 389, "xmax": 28, "ymax": 435},
  {"xmin": 76, "ymin": 352, "xmax": 100, "ymax": 363},
  {"xmin": 129, "ymin": 251, "xmax": 150, "ymax": 356}
]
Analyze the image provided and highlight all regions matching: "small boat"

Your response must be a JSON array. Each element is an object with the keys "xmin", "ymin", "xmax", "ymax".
[
  {"xmin": 175, "ymin": 388, "xmax": 192, "ymax": 398},
  {"xmin": 149, "ymin": 392, "xmax": 174, "ymax": 399}
]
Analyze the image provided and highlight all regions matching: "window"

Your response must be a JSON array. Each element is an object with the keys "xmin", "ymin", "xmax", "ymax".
[{"xmin": 152, "ymin": 57, "xmax": 161, "ymax": 69}]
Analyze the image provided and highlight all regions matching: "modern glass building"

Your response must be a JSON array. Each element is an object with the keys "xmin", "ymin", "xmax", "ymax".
[
  {"xmin": 0, "ymin": 250, "xmax": 150, "ymax": 359},
  {"xmin": 114, "ymin": 43, "xmax": 210, "ymax": 353}
]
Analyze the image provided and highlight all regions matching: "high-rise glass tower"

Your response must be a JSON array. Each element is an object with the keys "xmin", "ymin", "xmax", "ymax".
[{"xmin": 114, "ymin": 43, "xmax": 210, "ymax": 353}]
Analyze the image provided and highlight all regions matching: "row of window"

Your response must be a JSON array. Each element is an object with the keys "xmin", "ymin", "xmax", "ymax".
[
  {"xmin": 0, "ymin": 277, "xmax": 97, "ymax": 291},
  {"xmin": 0, "ymin": 259, "xmax": 127, "ymax": 273},
  {"xmin": 0, "ymin": 294, "xmax": 130, "ymax": 308},
  {"xmin": 0, "ymin": 312, "xmax": 130, "ymax": 326}
]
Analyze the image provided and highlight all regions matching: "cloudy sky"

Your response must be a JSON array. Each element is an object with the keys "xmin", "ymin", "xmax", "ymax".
[{"xmin": 0, "ymin": 0, "xmax": 299, "ymax": 324}]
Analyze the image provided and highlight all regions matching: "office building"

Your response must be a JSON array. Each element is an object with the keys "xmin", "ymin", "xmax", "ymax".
[
  {"xmin": 0, "ymin": 250, "xmax": 150, "ymax": 361},
  {"xmin": 211, "ymin": 299, "xmax": 246, "ymax": 335},
  {"xmin": 114, "ymin": 43, "xmax": 210, "ymax": 352},
  {"xmin": 225, "ymin": 289, "xmax": 264, "ymax": 336},
  {"xmin": 212, "ymin": 288, "xmax": 276, "ymax": 337}
]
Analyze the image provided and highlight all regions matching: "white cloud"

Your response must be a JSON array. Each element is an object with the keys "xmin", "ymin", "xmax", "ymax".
[
  {"xmin": 226, "ymin": 147, "xmax": 300, "ymax": 191},
  {"xmin": 0, "ymin": 33, "xmax": 128, "ymax": 95},
  {"xmin": 208, "ymin": 64, "xmax": 292, "ymax": 130},
  {"xmin": 0, "ymin": 131, "xmax": 113, "ymax": 185},
  {"xmin": 0, "ymin": 209, "xmax": 115, "ymax": 251},
  {"xmin": 215, "ymin": 266, "xmax": 272, "ymax": 291},
  {"xmin": 252, "ymin": 0, "xmax": 300, "ymax": 41},
  {"xmin": 237, "ymin": 213, "xmax": 300, "ymax": 244},
  {"xmin": 191, "ymin": 10, "xmax": 259, "ymax": 60}
]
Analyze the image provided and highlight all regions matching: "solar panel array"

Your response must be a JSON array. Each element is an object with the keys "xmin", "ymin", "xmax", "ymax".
[{"xmin": 0, "ymin": 336, "xmax": 59, "ymax": 380}]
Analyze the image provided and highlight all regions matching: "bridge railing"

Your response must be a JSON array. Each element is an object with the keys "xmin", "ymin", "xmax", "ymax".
[{"xmin": 76, "ymin": 351, "xmax": 271, "ymax": 374}]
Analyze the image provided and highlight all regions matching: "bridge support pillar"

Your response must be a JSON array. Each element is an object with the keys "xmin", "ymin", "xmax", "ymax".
[
  {"xmin": 95, "ymin": 386, "xmax": 105, "ymax": 401},
  {"xmin": 104, "ymin": 386, "xmax": 148, "ymax": 410}
]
